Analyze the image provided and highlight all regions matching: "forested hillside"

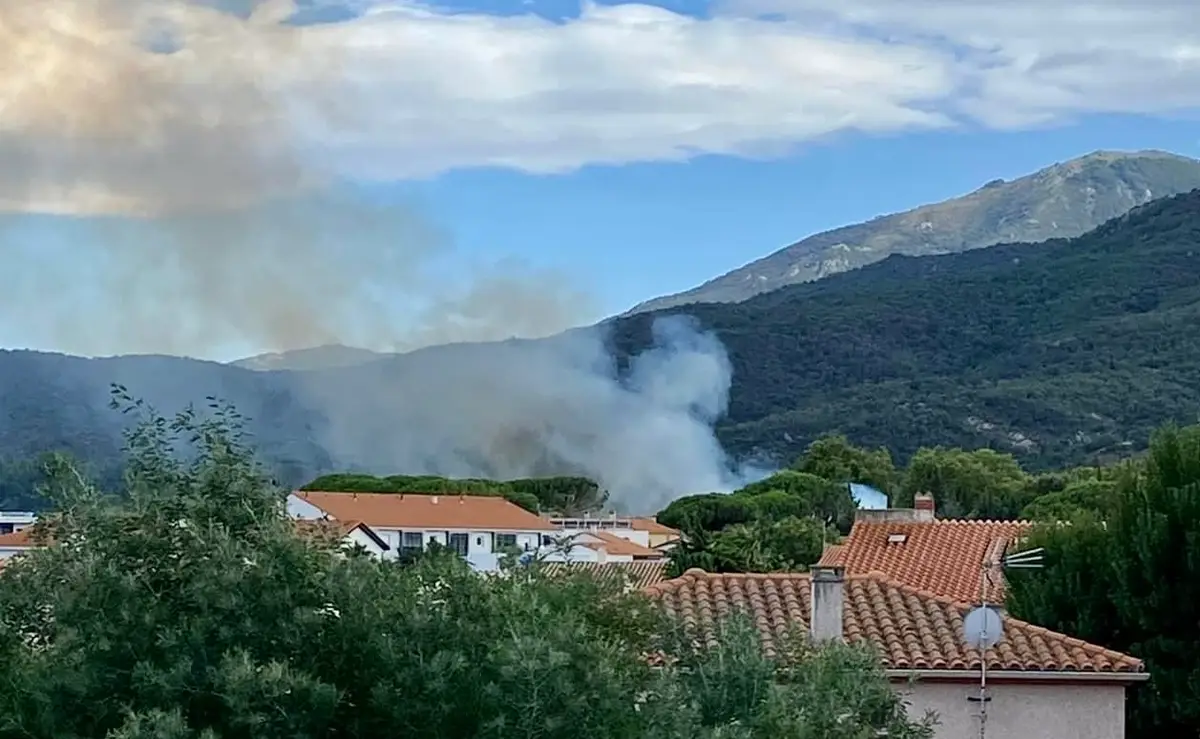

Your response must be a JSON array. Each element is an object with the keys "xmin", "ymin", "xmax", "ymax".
[
  {"xmin": 1, "ymin": 191, "xmax": 1198, "ymax": 507},
  {"xmin": 614, "ymin": 189, "xmax": 1200, "ymax": 468}
]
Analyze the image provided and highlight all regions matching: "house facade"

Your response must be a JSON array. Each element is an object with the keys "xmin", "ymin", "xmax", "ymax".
[
  {"xmin": 645, "ymin": 566, "xmax": 1146, "ymax": 739},
  {"xmin": 550, "ymin": 515, "xmax": 681, "ymax": 549},
  {"xmin": 289, "ymin": 491, "xmax": 560, "ymax": 564}
]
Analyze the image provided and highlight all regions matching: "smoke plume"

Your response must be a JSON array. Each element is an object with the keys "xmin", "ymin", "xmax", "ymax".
[
  {"xmin": 0, "ymin": 0, "xmax": 746, "ymax": 510},
  {"xmin": 302, "ymin": 315, "xmax": 748, "ymax": 512}
]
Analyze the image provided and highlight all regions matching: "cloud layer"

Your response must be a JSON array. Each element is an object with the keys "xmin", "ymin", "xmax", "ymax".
[{"xmin": 5, "ymin": 0, "xmax": 1196, "ymax": 216}]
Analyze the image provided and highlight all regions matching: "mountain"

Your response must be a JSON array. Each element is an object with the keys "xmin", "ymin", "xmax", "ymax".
[
  {"xmin": 230, "ymin": 344, "xmax": 390, "ymax": 371},
  {"xmin": 2, "ymin": 189, "xmax": 1200, "ymax": 508},
  {"xmin": 629, "ymin": 149, "xmax": 1200, "ymax": 314}
]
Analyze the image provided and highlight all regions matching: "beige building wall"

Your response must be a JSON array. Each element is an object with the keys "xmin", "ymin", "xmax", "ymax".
[{"xmin": 895, "ymin": 680, "xmax": 1128, "ymax": 739}]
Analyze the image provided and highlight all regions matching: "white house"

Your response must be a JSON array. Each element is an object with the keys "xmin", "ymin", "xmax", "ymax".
[
  {"xmin": 538, "ymin": 530, "xmax": 665, "ymax": 564},
  {"xmin": 288, "ymin": 491, "xmax": 561, "ymax": 562},
  {"xmin": 549, "ymin": 515, "xmax": 681, "ymax": 549},
  {"xmin": 0, "ymin": 511, "xmax": 37, "ymax": 536}
]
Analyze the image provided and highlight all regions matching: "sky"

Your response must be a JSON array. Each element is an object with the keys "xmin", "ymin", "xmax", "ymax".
[{"xmin": 1, "ymin": 0, "xmax": 1199, "ymax": 361}]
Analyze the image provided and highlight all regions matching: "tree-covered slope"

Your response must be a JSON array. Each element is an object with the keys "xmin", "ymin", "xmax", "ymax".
[
  {"xmin": 612, "ymin": 189, "xmax": 1200, "ymax": 468},
  {"xmin": 1, "ymin": 190, "xmax": 1198, "ymax": 503}
]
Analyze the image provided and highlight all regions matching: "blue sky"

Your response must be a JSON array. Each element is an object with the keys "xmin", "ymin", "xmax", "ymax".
[
  {"xmin": 2, "ymin": 0, "xmax": 1199, "ymax": 359},
  {"xmin": 399, "ymin": 115, "xmax": 1200, "ymax": 315}
]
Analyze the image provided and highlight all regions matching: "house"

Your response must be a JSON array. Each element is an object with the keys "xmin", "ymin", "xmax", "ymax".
[
  {"xmin": 294, "ymin": 519, "xmax": 391, "ymax": 558},
  {"xmin": 0, "ymin": 511, "xmax": 36, "ymax": 535},
  {"xmin": 818, "ymin": 493, "xmax": 1033, "ymax": 603},
  {"xmin": 540, "ymin": 560, "xmax": 668, "ymax": 589},
  {"xmin": 550, "ymin": 515, "xmax": 682, "ymax": 549},
  {"xmin": 541, "ymin": 530, "xmax": 665, "ymax": 563},
  {"xmin": 0, "ymin": 526, "xmax": 40, "ymax": 560},
  {"xmin": 646, "ymin": 566, "xmax": 1146, "ymax": 739},
  {"xmin": 289, "ymin": 491, "xmax": 560, "ymax": 564}
]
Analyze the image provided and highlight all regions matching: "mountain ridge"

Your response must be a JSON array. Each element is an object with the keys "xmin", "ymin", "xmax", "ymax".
[{"xmin": 627, "ymin": 149, "xmax": 1200, "ymax": 314}]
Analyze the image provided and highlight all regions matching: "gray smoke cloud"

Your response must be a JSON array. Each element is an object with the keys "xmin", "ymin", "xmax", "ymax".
[
  {"xmin": 0, "ymin": 0, "xmax": 746, "ymax": 510},
  {"xmin": 302, "ymin": 316, "xmax": 750, "ymax": 512}
]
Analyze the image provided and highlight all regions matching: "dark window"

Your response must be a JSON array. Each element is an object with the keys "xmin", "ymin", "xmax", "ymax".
[
  {"xmin": 448, "ymin": 533, "xmax": 469, "ymax": 556},
  {"xmin": 496, "ymin": 533, "xmax": 517, "ymax": 550},
  {"xmin": 401, "ymin": 532, "xmax": 423, "ymax": 555}
]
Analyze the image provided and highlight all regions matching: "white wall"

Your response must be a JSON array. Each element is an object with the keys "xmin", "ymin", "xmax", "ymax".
[
  {"xmin": 343, "ymin": 528, "xmax": 388, "ymax": 557},
  {"xmin": 371, "ymin": 527, "xmax": 546, "ymax": 560},
  {"xmin": 557, "ymin": 526, "xmax": 651, "ymax": 548},
  {"xmin": 896, "ymin": 680, "xmax": 1128, "ymax": 739}
]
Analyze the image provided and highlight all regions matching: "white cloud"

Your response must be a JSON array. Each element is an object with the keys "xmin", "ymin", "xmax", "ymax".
[{"xmin": 0, "ymin": 0, "xmax": 1197, "ymax": 215}]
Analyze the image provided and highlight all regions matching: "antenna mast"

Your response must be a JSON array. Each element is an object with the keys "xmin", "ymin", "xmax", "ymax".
[{"xmin": 963, "ymin": 546, "xmax": 1044, "ymax": 739}]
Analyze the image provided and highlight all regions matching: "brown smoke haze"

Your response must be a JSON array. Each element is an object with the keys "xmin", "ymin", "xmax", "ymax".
[
  {"xmin": 0, "ymin": 0, "xmax": 591, "ymax": 357},
  {"xmin": 0, "ymin": 0, "xmax": 750, "ymax": 511}
]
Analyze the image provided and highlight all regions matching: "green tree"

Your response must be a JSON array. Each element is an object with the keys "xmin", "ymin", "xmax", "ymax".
[
  {"xmin": 901, "ymin": 447, "xmax": 1032, "ymax": 519},
  {"xmin": 737, "ymin": 471, "xmax": 857, "ymax": 533},
  {"xmin": 0, "ymin": 389, "xmax": 937, "ymax": 739},
  {"xmin": 1020, "ymin": 478, "xmax": 1119, "ymax": 521},
  {"xmin": 793, "ymin": 434, "xmax": 898, "ymax": 495},
  {"xmin": 1007, "ymin": 424, "xmax": 1200, "ymax": 737}
]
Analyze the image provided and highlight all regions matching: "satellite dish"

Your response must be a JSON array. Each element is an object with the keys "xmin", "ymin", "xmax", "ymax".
[{"xmin": 962, "ymin": 606, "xmax": 1004, "ymax": 650}]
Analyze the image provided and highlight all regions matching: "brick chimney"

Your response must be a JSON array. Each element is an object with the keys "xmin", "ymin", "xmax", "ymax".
[
  {"xmin": 914, "ymin": 493, "xmax": 935, "ymax": 520},
  {"xmin": 809, "ymin": 565, "xmax": 845, "ymax": 644}
]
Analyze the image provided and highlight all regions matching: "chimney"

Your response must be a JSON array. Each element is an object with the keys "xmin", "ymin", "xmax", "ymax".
[
  {"xmin": 914, "ymin": 493, "xmax": 935, "ymax": 520},
  {"xmin": 431, "ymin": 496, "xmax": 439, "ymax": 505},
  {"xmin": 809, "ymin": 565, "xmax": 845, "ymax": 644}
]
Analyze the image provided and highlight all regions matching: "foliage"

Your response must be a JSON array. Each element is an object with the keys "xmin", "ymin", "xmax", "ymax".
[
  {"xmin": 0, "ymin": 389, "xmax": 936, "ymax": 739},
  {"xmin": 1006, "ymin": 424, "xmax": 1200, "ymax": 737},
  {"xmin": 300, "ymin": 472, "xmax": 605, "ymax": 515},
  {"xmin": 4, "ymin": 194, "xmax": 1200, "ymax": 507},
  {"xmin": 1019, "ymin": 478, "xmax": 1120, "ymax": 521},
  {"xmin": 899, "ymin": 447, "xmax": 1032, "ymax": 519},
  {"xmin": 793, "ymin": 434, "xmax": 899, "ymax": 495},
  {"xmin": 611, "ymin": 190, "xmax": 1200, "ymax": 470},
  {"xmin": 659, "ymin": 471, "xmax": 854, "ymax": 535},
  {"xmin": 663, "ymin": 616, "xmax": 936, "ymax": 739},
  {"xmin": 667, "ymin": 516, "xmax": 826, "ymax": 577}
]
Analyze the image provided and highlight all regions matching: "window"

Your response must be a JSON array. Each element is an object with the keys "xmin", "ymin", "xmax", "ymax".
[
  {"xmin": 448, "ymin": 533, "xmax": 469, "ymax": 556},
  {"xmin": 401, "ymin": 532, "xmax": 424, "ymax": 555},
  {"xmin": 496, "ymin": 533, "xmax": 517, "ymax": 551}
]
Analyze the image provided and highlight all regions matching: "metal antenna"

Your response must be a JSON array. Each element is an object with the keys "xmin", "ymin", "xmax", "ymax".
[{"xmin": 962, "ymin": 546, "xmax": 1044, "ymax": 739}]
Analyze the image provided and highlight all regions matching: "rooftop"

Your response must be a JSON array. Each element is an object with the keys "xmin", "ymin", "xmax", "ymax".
[
  {"xmin": 578, "ymin": 530, "xmax": 665, "ymax": 559},
  {"xmin": 296, "ymin": 491, "xmax": 560, "ymax": 532},
  {"xmin": 644, "ymin": 569, "xmax": 1143, "ymax": 676},
  {"xmin": 819, "ymin": 515, "xmax": 1033, "ymax": 603},
  {"xmin": 541, "ymin": 560, "xmax": 669, "ymax": 589}
]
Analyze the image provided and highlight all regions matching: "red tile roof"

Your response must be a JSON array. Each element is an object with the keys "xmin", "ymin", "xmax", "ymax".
[
  {"xmin": 541, "ymin": 560, "xmax": 669, "ymax": 589},
  {"xmin": 644, "ymin": 569, "xmax": 1143, "ymax": 676},
  {"xmin": 578, "ymin": 530, "xmax": 665, "ymax": 559},
  {"xmin": 818, "ymin": 519, "xmax": 1033, "ymax": 603},
  {"xmin": 0, "ymin": 527, "xmax": 42, "ymax": 548},
  {"xmin": 630, "ymin": 518, "xmax": 680, "ymax": 536},
  {"xmin": 295, "ymin": 491, "xmax": 559, "ymax": 531}
]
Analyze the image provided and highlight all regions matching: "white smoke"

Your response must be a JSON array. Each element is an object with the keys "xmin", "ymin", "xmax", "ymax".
[{"xmin": 299, "ymin": 314, "xmax": 748, "ymax": 512}]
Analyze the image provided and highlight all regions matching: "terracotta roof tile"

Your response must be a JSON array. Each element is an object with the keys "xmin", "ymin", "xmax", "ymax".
[
  {"xmin": 296, "ymin": 491, "xmax": 559, "ymax": 531},
  {"xmin": 541, "ymin": 560, "xmax": 669, "ymax": 589},
  {"xmin": 578, "ymin": 531, "xmax": 665, "ymax": 559},
  {"xmin": 630, "ymin": 518, "xmax": 680, "ymax": 536},
  {"xmin": 818, "ymin": 519, "xmax": 1033, "ymax": 603},
  {"xmin": 644, "ymin": 569, "xmax": 1143, "ymax": 675},
  {"xmin": 0, "ymin": 527, "xmax": 44, "ymax": 548}
]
